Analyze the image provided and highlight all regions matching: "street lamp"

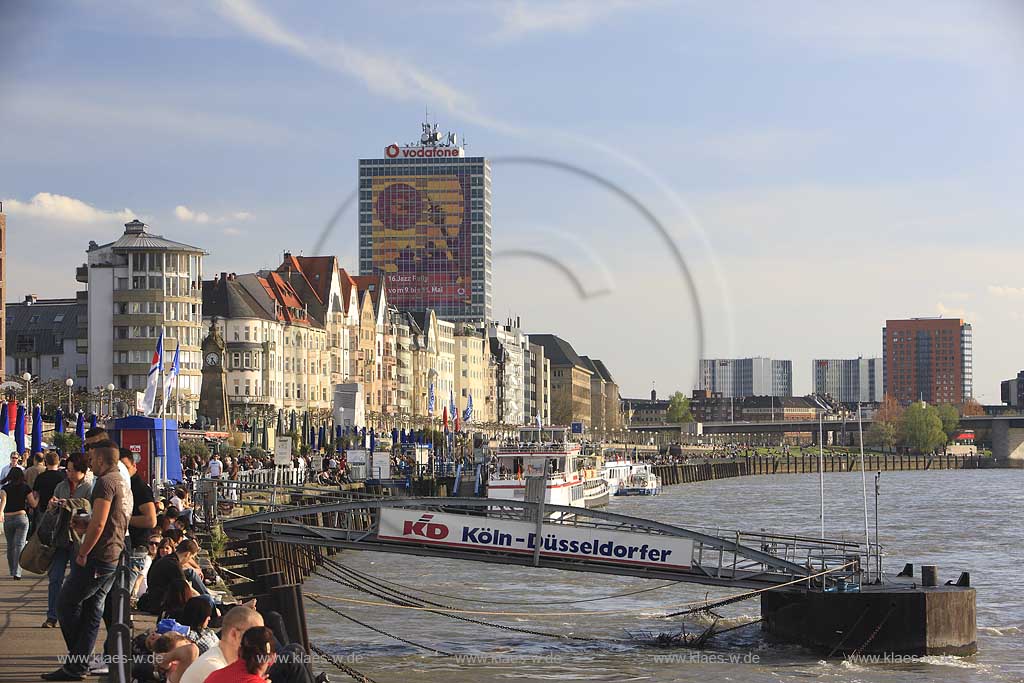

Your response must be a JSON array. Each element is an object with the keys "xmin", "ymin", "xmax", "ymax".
[
  {"xmin": 65, "ymin": 378, "xmax": 74, "ymax": 414},
  {"xmin": 107, "ymin": 383, "xmax": 116, "ymax": 418},
  {"xmin": 21, "ymin": 372, "xmax": 32, "ymax": 408}
]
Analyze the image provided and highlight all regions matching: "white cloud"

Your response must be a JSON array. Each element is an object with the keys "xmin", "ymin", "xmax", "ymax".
[
  {"xmin": 987, "ymin": 285, "xmax": 1024, "ymax": 298},
  {"xmin": 936, "ymin": 302, "xmax": 973, "ymax": 320},
  {"xmin": 489, "ymin": 1, "xmax": 638, "ymax": 40},
  {"xmin": 215, "ymin": 0, "xmax": 514, "ymax": 132},
  {"xmin": 223, "ymin": 227, "xmax": 244, "ymax": 237},
  {"xmin": 2, "ymin": 192, "xmax": 134, "ymax": 223},
  {"xmin": 175, "ymin": 205, "xmax": 252, "ymax": 225}
]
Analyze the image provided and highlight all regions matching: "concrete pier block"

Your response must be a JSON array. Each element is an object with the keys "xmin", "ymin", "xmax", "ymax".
[{"xmin": 761, "ymin": 584, "xmax": 976, "ymax": 656}]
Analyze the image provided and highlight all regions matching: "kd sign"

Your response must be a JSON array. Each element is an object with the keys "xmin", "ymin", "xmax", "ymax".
[{"xmin": 402, "ymin": 514, "xmax": 449, "ymax": 540}]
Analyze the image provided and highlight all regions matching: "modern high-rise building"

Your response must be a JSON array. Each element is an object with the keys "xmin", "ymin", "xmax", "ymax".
[
  {"xmin": 80, "ymin": 220, "xmax": 206, "ymax": 419},
  {"xmin": 812, "ymin": 357, "xmax": 883, "ymax": 404},
  {"xmin": 358, "ymin": 119, "xmax": 492, "ymax": 323},
  {"xmin": 882, "ymin": 317, "xmax": 973, "ymax": 405},
  {"xmin": 698, "ymin": 357, "xmax": 792, "ymax": 398}
]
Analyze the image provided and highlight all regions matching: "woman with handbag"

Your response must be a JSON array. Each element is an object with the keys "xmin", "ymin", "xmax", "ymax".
[
  {"xmin": 1, "ymin": 467, "xmax": 35, "ymax": 579},
  {"xmin": 41, "ymin": 452, "xmax": 93, "ymax": 628}
]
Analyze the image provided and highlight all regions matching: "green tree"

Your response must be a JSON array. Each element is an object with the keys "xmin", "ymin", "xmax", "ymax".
[
  {"xmin": 51, "ymin": 432, "xmax": 82, "ymax": 455},
  {"xmin": 898, "ymin": 402, "xmax": 947, "ymax": 453},
  {"xmin": 666, "ymin": 392, "xmax": 693, "ymax": 423},
  {"xmin": 936, "ymin": 404, "xmax": 960, "ymax": 441},
  {"xmin": 179, "ymin": 439, "xmax": 210, "ymax": 463}
]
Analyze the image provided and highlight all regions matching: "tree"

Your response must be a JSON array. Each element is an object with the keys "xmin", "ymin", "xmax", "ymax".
[
  {"xmin": 551, "ymin": 391, "xmax": 573, "ymax": 426},
  {"xmin": 666, "ymin": 392, "xmax": 693, "ymax": 423},
  {"xmin": 898, "ymin": 401, "xmax": 947, "ymax": 453},
  {"xmin": 51, "ymin": 432, "xmax": 81, "ymax": 455},
  {"xmin": 865, "ymin": 395, "xmax": 902, "ymax": 452},
  {"xmin": 959, "ymin": 398, "xmax": 985, "ymax": 417},
  {"xmin": 936, "ymin": 404, "xmax": 960, "ymax": 441},
  {"xmin": 179, "ymin": 439, "xmax": 210, "ymax": 462}
]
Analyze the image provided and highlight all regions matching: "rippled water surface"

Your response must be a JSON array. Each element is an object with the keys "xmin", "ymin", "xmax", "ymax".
[{"xmin": 305, "ymin": 469, "xmax": 1024, "ymax": 682}]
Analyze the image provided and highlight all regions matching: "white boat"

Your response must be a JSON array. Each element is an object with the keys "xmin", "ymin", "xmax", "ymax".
[
  {"xmin": 487, "ymin": 426, "xmax": 609, "ymax": 509},
  {"xmin": 601, "ymin": 458, "xmax": 637, "ymax": 496},
  {"xmin": 614, "ymin": 465, "xmax": 661, "ymax": 496}
]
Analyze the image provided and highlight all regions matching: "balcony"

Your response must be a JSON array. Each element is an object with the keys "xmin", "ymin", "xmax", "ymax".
[{"xmin": 75, "ymin": 265, "xmax": 89, "ymax": 283}]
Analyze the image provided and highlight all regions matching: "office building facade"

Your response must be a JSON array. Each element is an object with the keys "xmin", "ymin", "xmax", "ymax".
[
  {"xmin": 812, "ymin": 357, "xmax": 883, "ymax": 404},
  {"xmin": 358, "ymin": 120, "xmax": 492, "ymax": 323},
  {"xmin": 81, "ymin": 220, "xmax": 206, "ymax": 419},
  {"xmin": 698, "ymin": 357, "xmax": 793, "ymax": 398},
  {"xmin": 882, "ymin": 318, "xmax": 972, "ymax": 405}
]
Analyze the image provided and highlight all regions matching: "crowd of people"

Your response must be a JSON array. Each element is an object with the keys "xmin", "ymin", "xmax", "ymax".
[{"xmin": 3, "ymin": 431, "xmax": 319, "ymax": 683}]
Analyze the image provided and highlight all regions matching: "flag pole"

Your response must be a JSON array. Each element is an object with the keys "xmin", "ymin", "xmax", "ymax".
[{"xmin": 160, "ymin": 326, "xmax": 167, "ymax": 490}]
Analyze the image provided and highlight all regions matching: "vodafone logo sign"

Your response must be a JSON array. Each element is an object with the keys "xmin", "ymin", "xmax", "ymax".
[{"xmin": 382, "ymin": 144, "xmax": 464, "ymax": 159}]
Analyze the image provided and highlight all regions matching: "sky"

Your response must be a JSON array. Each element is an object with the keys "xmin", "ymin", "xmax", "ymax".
[{"xmin": 2, "ymin": 0, "xmax": 1023, "ymax": 402}]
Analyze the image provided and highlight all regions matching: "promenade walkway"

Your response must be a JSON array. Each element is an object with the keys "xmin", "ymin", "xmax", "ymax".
[{"xmin": 0, "ymin": 537, "xmax": 71, "ymax": 682}]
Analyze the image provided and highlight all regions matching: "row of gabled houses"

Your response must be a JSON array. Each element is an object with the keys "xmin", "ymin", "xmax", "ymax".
[{"xmin": 200, "ymin": 253, "xmax": 624, "ymax": 433}]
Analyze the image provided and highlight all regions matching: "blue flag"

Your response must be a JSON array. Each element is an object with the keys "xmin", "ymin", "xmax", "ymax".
[
  {"xmin": 427, "ymin": 382, "xmax": 435, "ymax": 416},
  {"xmin": 463, "ymin": 392, "xmax": 473, "ymax": 423}
]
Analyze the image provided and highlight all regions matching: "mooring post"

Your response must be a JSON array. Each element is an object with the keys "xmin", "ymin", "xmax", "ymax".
[{"xmin": 525, "ymin": 475, "xmax": 545, "ymax": 567}]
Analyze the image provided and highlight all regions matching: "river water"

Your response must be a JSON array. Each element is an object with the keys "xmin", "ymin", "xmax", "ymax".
[{"xmin": 305, "ymin": 469, "xmax": 1024, "ymax": 682}]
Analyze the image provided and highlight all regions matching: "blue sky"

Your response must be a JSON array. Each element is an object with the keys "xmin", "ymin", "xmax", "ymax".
[{"xmin": 3, "ymin": 1, "xmax": 1023, "ymax": 401}]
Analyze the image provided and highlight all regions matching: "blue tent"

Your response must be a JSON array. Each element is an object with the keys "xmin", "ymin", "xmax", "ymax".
[
  {"xmin": 14, "ymin": 405, "xmax": 25, "ymax": 453},
  {"xmin": 276, "ymin": 410, "xmax": 284, "ymax": 436},
  {"xmin": 302, "ymin": 412, "xmax": 309, "ymax": 446},
  {"xmin": 76, "ymin": 412, "xmax": 85, "ymax": 451},
  {"xmin": 0, "ymin": 403, "xmax": 8, "ymax": 435},
  {"xmin": 54, "ymin": 408, "xmax": 64, "ymax": 434},
  {"xmin": 112, "ymin": 416, "xmax": 183, "ymax": 483},
  {"xmin": 316, "ymin": 425, "xmax": 325, "ymax": 452},
  {"xmin": 290, "ymin": 410, "xmax": 296, "ymax": 434},
  {"xmin": 31, "ymin": 405, "xmax": 43, "ymax": 453},
  {"xmin": 369, "ymin": 428, "xmax": 376, "ymax": 454},
  {"xmin": 89, "ymin": 413, "xmax": 98, "ymax": 430}
]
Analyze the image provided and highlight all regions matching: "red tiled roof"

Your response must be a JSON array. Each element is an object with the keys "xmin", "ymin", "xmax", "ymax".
[
  {"xmin": 261, "ymin": 271, "xmax": 319, "ymax": 328},
  {"xmin": 275, "ymin": 254, "xmax": 324, "ymax": 306}
]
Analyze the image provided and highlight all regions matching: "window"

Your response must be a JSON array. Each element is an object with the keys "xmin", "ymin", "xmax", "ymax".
[
  {"xmin": 53, "ymin": 314, "xmax": 65, "ymax": 323},
  {"xmin": 51, "ymin": 356, "xmax": 60, "ymax": 368},
  {"xmin": 232, "ymin": 352, "xmax": 241, "ymax": 368}
]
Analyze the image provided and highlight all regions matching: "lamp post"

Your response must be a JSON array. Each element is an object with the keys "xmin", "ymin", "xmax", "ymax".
[
  {"xmin": 65, "ymin": 378, "xmax": 74, "ymax": 414},
  {"xmin": 107, "ymin": 383, "xmax": 116, "ymax": 418},
  {"xmin": 21, "ymin": 372, "xmax": 32, "ymax": 408}
]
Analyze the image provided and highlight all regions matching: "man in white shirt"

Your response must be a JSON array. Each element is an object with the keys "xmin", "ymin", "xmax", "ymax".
[
  {"xmin": 0, "ymin": 451, "xmax": 22, "ymax": 481},
  {"xmin": 179, "ymin": 605, "xmax": 262, "ymax": 683},
  {"xmin": 207, "ymin": 454, "xmax": 223, "ymax": 479}
]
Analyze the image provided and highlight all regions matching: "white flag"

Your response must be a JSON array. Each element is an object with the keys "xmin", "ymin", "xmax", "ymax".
[{"xmin": 141, "ymin": 331, "xmax": 163, "ymax": 415}]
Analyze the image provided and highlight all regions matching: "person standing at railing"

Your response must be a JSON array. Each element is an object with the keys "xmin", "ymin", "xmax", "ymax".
[{"xmin": 207, "ymin": 454, "xmax": 223, "ymax": 479}]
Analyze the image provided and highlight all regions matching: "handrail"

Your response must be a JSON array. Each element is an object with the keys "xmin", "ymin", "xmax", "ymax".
[{"xmin": 105, "ymin": 549, "xmax": 133, "ymax": 683}]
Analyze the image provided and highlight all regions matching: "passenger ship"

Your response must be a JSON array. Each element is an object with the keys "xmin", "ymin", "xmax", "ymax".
[{"xmin": 487, "ymin": 426, "xmax": 610, "ymax": 509}]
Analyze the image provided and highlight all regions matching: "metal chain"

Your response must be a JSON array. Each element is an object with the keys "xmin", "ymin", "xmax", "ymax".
[
  {"xmin": 309, "ymin": 642, "xmax": 379, "ymax": 683},
  {"xmin": 318, "ymin": 559, "xmax": 597, "ymax": 642},
  {"xmin": 849, "ymin": 606, "xmax": 896, "ymax": 658},
  {"xmin": 307, "ymin": 594, "xmax": 453, "ymax": 656}
]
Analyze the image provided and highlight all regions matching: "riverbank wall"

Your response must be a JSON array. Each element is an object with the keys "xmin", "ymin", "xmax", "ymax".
[{"xmin": 653, "ymin": 452, "xmax": 991, "ymax": 487}]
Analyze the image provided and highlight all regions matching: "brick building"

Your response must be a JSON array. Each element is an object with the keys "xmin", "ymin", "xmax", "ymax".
[{"xmin": 882, "ymin": 318, "xmax": 972, "ymax": 405}]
